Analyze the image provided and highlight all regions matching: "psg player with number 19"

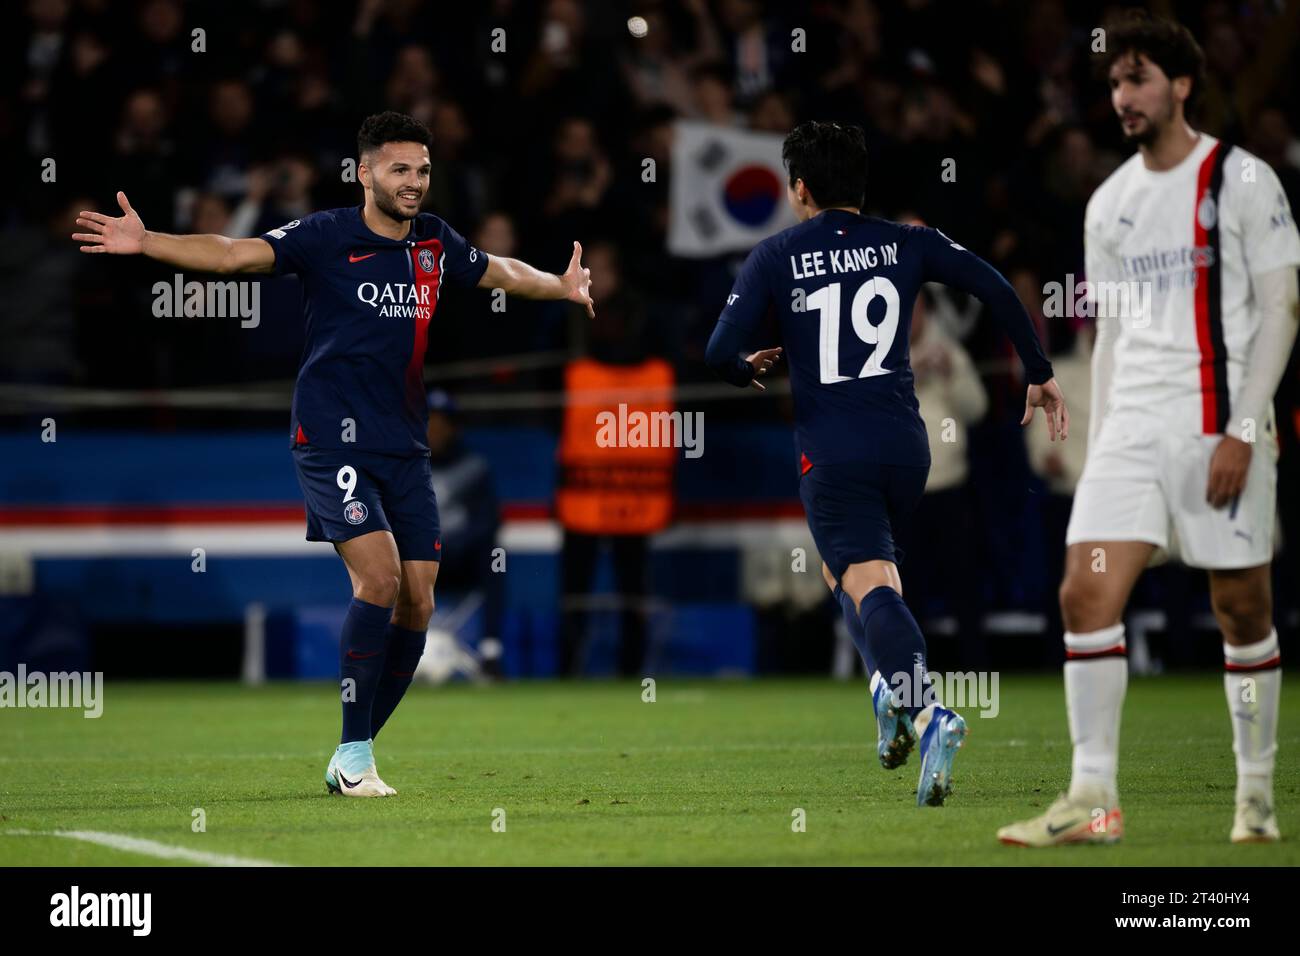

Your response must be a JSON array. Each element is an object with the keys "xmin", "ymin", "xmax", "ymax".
[
  {"xmin": 706, "ymin": 122, "xmax": 1068, "ymax": 806},
  {"xmin": 73, "ymin": 112, "xmax": 595, "ymax": 797}
]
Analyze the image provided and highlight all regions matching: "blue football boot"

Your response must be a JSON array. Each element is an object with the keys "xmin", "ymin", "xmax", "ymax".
[
  {"xmin": 915, "ymin": 706, "xmax": 968, "ymax": 806},
  {"xmin": 871, "ymin": 676, "xmax": 917, "ymax": 770}
]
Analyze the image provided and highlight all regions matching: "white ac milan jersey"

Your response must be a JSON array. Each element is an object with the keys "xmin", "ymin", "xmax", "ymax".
[{"xmin": 1084, "ymin": 133, "xmax": 1300, "ymax": 434}]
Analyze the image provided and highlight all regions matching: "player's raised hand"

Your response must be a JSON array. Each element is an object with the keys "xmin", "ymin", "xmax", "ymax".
[
  {"xmin": 1206, "ymin": 435, "xmax": 1251, "ymax": 508},
  {"xmin": 1022, "ymin": 377, "xmax": 1069, "ymax": 441},
  {"xmin": 72, "ymin": 191, "xmax": 145, "ymax": 255},
  {"xmin": 745, "ymin": 347, "xmax": 783, "ymax": 390},
  {"xmin": 562, "ymin": 241, "xmax": 595, "ymax": 317}
]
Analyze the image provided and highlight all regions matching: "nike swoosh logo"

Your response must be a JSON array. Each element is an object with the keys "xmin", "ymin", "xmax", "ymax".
[
  {"xmin": 338, "ymin": 770, "xmax": 361, "ymax": 790},
  {"xmin": 1046, "ymin": 819, "xmax": 1083, "ymax": 836},
  {"xmin": 348, "ymin": 253, "xmax": 377, "ymax": 263},
  {"xmin": 346, "ymin": 650, "xmax": 383, "ymax": 660}
]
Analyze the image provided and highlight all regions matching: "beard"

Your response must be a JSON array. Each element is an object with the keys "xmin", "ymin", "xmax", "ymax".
[
  {"xmin": 1121, "ymin": 94, "xmax": 1176, "ymax": 147},
  {"xmin": 1122, "ymin": 114, "xmax": 1158, "ymax": 146},
  {"xmin": 372, "ymin": 182, "xmax": 421, "ymax": 221}
]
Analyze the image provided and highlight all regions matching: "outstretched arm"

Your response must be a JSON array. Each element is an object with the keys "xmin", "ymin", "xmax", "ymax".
[
  {"xmin": 73, "ymin": 191, "xmax": 274, "ymax": 274},
  {"xmin": 478, "ymin": 240, "xmax": 594, "ymax": 316}
]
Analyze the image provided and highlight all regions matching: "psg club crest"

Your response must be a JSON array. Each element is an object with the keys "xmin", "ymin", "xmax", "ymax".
[
  {"xmin": 417, "ymin": 248, "xmax": 436, "ymax": 273},
  {"xmin": 343, "ymin": 500, "xmax": 368, "ymax": 525}
]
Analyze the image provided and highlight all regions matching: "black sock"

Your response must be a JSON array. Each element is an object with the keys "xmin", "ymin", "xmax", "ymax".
[
  {"xmin": 834, "ymin": 583, "xmax": 876, "ymax": 675},
  {"xmin": 858, "ymin": 586, "xmax": 934, "ymax": 717},
  {"xmin": 370, "ymin": 625, "xmax": 427, "ymax": 740},
  {"xmin": 339, "ymin": 598, "xmax": 394, "ymax": 744}
]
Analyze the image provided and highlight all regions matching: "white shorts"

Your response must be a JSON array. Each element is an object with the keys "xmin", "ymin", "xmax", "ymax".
[{"xmin": 1066, "ymin": 412, "xmax": 1278, "ymax": 570}]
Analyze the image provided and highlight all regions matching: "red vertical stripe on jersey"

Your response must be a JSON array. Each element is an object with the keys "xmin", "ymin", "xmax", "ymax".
[
  {"xmin": 407, "ymin": 239, "xmax": 444, "ymax": 414},
  {"xmin": 1192, "ymin": 145, "xmax": 1217, "ymax": 432},
  {"xmin": 1191, "ymin": 143, "xmax": 1229, "ymax": 433}
]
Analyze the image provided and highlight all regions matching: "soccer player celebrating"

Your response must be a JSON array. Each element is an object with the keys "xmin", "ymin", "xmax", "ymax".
[
  {"xmin": 998, "ymin": 15, "xmax": 1300, "ymax": 846},
  {"xmin": 705, "ymin": 122, "xmax": 1067, "ymax": 805},
  {"xmin": 73, "ymin": 112, "xmax": 594, "ymax": 797}
]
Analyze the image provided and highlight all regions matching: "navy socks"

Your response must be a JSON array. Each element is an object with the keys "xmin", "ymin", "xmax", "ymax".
[
  {"xmin": 370, "ymin": 624, "xmax": 427, "ymax": 740},
  {"xmin": 339, "ymin": 598, "xmax": 395, "ymax": 744},
  {"xmin": 858, "ymin": 586, "xmax": 933, "ymax": 717},
  {"xmin": 835, "ymin": 583, "xmax": 876, "ymax": 675}
]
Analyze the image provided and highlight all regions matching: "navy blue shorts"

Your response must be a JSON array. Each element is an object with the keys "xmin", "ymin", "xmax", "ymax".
[
  {"xmin": 798, "ymin": 460, "xmax": 929, "ymax": 580},
  {"xmin": 291, "ymin": 446, "xmax": 442, "ymax": 562}
]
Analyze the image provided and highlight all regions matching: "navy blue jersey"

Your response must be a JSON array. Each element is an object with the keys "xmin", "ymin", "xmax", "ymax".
[
  {"xmin": 263, "ymin": 206, "xmax": 489, "ymax": 454},
  {"xmin": 705, "ymin": 209, "xmax": 1052, "ymax": 470}
]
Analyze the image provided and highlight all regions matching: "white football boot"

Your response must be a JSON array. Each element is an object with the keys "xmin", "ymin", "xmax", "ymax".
[
  {"xmin": 325, "ymin": 740, "xmax": 396, "ymax": 797},
  {"xmin": 997, "ymin": 784, "xmax": 1123, "ymax": 847},
  {"xmin": 1230, "ymin": 796, "xmax": 1280, "ymax": 843}
]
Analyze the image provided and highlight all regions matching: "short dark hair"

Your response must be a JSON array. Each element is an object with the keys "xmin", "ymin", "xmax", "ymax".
[
  {"xmin": 1103, "ymin": 12, "xmax": 1206, "ymax": 116},
  {"xmin": 357, "ymin": 111, "xmax": 432, "ymax": 160},
  {"xmin": 781, "ymin": 121, "xmax": 868, "ymax": 209}
]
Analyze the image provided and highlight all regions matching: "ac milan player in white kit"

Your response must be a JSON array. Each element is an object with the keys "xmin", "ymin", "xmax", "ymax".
[{"xmin": 999, "ymin": 14, "xmax": 1300, "ymax": 846}]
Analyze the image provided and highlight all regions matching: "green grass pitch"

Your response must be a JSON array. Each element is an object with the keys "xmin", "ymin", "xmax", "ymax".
[{"xmin": 1, "ymin": 675, "xmax": 1296, "ymax": 866}]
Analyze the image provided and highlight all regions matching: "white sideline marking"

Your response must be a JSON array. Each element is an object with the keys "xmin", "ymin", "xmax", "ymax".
[{"xmin": 4, "ymin": 829, "xmax": 288, "ymax": 867}]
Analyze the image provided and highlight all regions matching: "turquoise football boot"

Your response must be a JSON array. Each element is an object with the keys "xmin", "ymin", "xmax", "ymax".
[
  {"xmin": 915, "ymin": 706, "xmax": 968, "ymax": 806},
  {"xmin": 871, "ymin": 676, "xmax": 917, "ymax": 770},
  {"xmin": 325, "ymin": 739, "xmax": 394, "ymax": 797}
]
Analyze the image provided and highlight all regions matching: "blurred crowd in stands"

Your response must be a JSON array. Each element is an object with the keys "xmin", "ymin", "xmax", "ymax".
[{"xmin": 4, "ymin": 0, "xmax": 1300, "ymax": 654}]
